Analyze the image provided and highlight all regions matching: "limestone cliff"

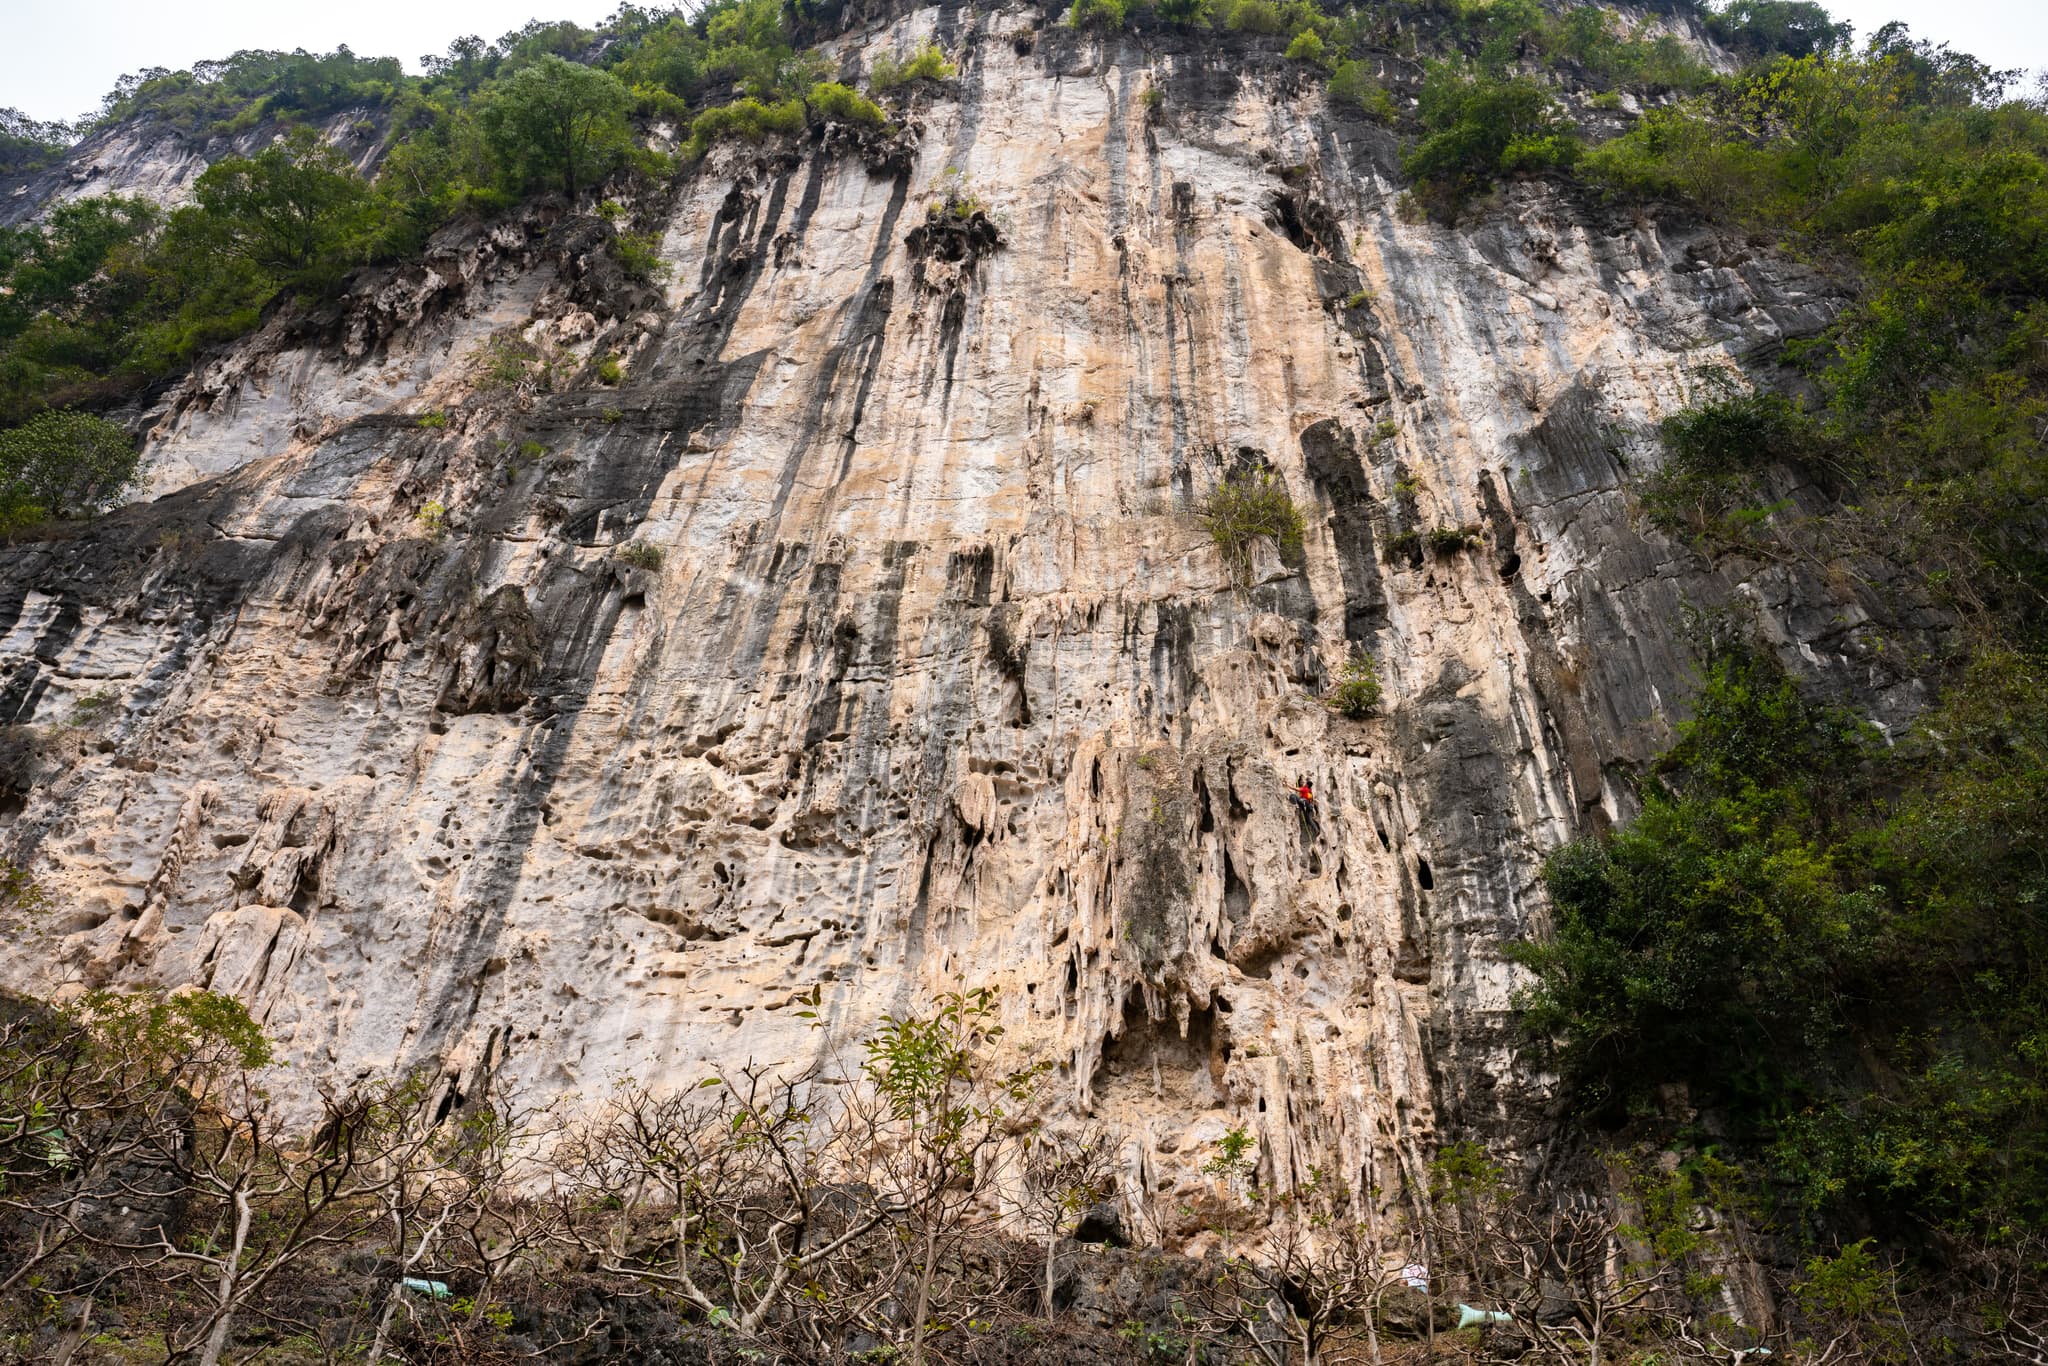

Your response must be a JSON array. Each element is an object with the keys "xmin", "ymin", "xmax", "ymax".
[{"xmin": 0, "ymin": 1, "xmax": 1915, "ymax": 1251}]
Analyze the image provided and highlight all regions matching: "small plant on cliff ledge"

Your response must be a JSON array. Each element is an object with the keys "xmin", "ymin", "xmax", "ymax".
[
  {"xmin": 870, "ymin": 41, "xmax": 956, "ymax": 93},
  {"xmin": 1328, "ymin": 653, "xmax": 1383, "ymax": 717},
  {"xmin": 1428, "ymin": 523, "xmax": 1482, "ymax": 555},
  {"xmin": 1201, "ymin": 1125, "xmax": 1259, "ymax": 1193},
  {"xmin": 611, "ymin": 229, "xmax": 669, "ymax": 284},
  {"xmin": 414, "ymin": 410, "xmax": 450, "ymax": 430},
  {"xmin": 595, "ymin": 353, "xmax": 625, "ymax": 386},
  {"xmin": 1199, "ymin": 468, "xmax": 1305, "ymax": 586},
  {"xmin": 415, "ymin": 499, "xmax": 448, "ymax": 536},
  {"xmin": 614, "ymin": 541, "xmax": 664, "ymax": 571}
]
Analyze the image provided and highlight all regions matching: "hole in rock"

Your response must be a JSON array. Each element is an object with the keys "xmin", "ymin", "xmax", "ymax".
[
  {"xmin": 1416, "ymin": 857, "xmax": 1434, "ymax": 890},
  {"xmin": 1499, "ymin": 552, "xmax": 1521, "ymax": 580}
]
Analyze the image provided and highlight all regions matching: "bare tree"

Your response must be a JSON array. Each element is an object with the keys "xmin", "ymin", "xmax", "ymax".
[
  {"xmin": 1013, "ymin": 1126, "xmax": 1116, "ymax": 1321},
  {"xmin": 0, "ymin": 990, "xmax": 274, "ymax": 1364},
  {"xmin": 557, "ymin": 1061, "xmax": 897, "ymax": 1345}
]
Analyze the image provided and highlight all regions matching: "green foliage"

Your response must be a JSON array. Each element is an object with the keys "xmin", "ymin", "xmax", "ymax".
[
  {"xmin": 1639, "ymin": 388, "xmax": 1812, "ymax": 540},
  {"xmin": 0, "ymin": 108, "xmax": 71, "ymax": 175},
  {"xmin": 0, "ymin": 410, "xmax": 142, "ymax": 531},
  {"xmin": 807, "ymin": 81, "xmax": 886, "ymax": 128},
  {"xmin": 1516, "ymin": 642, "xmax": 2048, "ymax": 1236},
  {"xmin": 472, "ymin": 335, "xmax": 547, "ymax": 393},
  {"xmin": 1405, "ymin": 64, "xmax": 1581, "ymax": 215},
  {"xmin": 615, "ymin": 541, "xmax": 664, "ymax": 570},
  {"xmin": 869, "ymin": 42, "xmax": 956, "ymax": 92},
  {"xmin": 596, "ymin": 354, "xmax": 625, "ymax": 386},
  {"xmin": 1199, "ymin": 468, "xmax": 1305, "ymax": 586},
  {"xmin": 613, "ymin": 229, "xmax": 668, "ymax": 283},
  {"xmin": 1284, "ymin": 30, "xmax": 1327, "ymax": 66},
  {"xmin": 90, "ymin": 46, "xmax": 406, "ymax": 135},
  {"xmin": 1328, "ymin": 61, "xmax": 1396, "ymax": 121},
  {"xmin": 71, "ymin": 987, "xmax": 275, "ymax": 1075},
  {"xmin": 479, "ymin": 55, "xmax": 631, "ymax": 198},
  {"xmin": 1327, "ymin": 652, "xmax": 1383, "ymax": 716},
  {"xmin": 189, "ymin": 128, "xmax": 378, "ymax": 288},
  {"xmin": 1153, "ymin": 0, "xmax": 1216, "ymax": 25},
  {"xmin": 1708, "ymin": 0, "xmax": 1854, "ymax": 61},
  {"xmin": 1580, "ymin": 33, "xmax": 2048, "ymax": 633},
  {"xmin": 1201, "ymin": 1125, "xmax": 1258, "ymax": 1185},
  {"xmin": 681, "ymin": 96, "xmax": 806, "ymax": 160},
  {"xmin": 1426, "ymin": 523, "xmax": 1481, "ymax": 554},
  {"xmin": 1067, "ymin": 0, "xmax": 1128, "ymax": 33}
]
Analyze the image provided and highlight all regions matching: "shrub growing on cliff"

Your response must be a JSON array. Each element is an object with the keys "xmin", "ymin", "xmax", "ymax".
[
  {"xmin": 0, "ymin": 107, "xmax": 70, "ymax": 175},
  {"xmin": 0, "ymin": 409, "xmax": 142, "ymax": 531},
  {"xmin": 869, "ymin": 41, "xmax": 956, "ymax": 92},
  {"xmin": 806, "ymin": 80, "xmax": 886, "ymax": 128},
  {"xmin": 680, "ymin": 95, "xmax": 805, "ymax": 160},
  {"xmin": 1067, "ymin": 0, "xmax": 1128, "ymax": 33},
  {"xmin": 1638, "ymin": 389, "xmax": 1814, "ymax": 539},
  {"xmin": 1200, "ymin": 468, "xmax": 1305, "ymax": 586},
  {"xmin": 1328, "ymin": 652, "xmax": 1383, "ymax": 716},
  {"xmin": 1329, "ymin": 61, "xmax": 1397, "ymax": 120},
  {"xmin": 1405, "ymin": 65, "xmax": 1581, "ymax": 215}
]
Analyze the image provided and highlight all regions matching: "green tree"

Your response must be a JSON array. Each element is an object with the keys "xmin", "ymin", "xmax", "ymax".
[
  {"xmin": 0, "ymin": 107, "xmax": 70, "ymax": 175},
  {"xmin": 189, "ymin": 127, "xmax": 377, "ymax": 288},
  {"xmin": 0, "ymin": 409, "xmax": 142, "ymax": 530},
  {"xmin": 480, "ymin": 54, "xmax": 631, "ymax": 199}
]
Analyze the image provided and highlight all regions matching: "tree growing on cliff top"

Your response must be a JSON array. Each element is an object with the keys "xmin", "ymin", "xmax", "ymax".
[
  {"xmin": 189, "ymin": 127, "xmax": 378, "ymax": 288},
  {"xmin": 480, "ymin": 54, "xmax": 631, "ymax": 200}
]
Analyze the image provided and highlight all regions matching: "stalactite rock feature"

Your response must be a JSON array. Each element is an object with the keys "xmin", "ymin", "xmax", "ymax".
[{"xmin": 0, "ymin": 5, "xmax": 1923, "ymax": 1247}]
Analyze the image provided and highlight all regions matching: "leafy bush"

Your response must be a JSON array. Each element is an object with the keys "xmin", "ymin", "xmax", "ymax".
[
  {"xmin": 615, "ymin": 541, "xmax": 665, "ymax": 570},
  {"xmin": 681, "ymin": 96, "xmax": 805, "ymax": 160},
  {"xmin": 1200, "ymin": 468, "xmax": 1305, "ymax": 585},
  {"xmin": 1426, "ymin": 524, "xmax": 1481, "ymax": 555},
  {"xmin": 1224, "ymin": 0, "xmax": 1287, "ymax": 37},
  {"xmin": 1707, "ymin": 0, "xmax": 1854, "ymax": 60},
  {"xmin": 472, "ymin": 336, "xmax": 546, "ymax": 393},
  {"xmin": 613, "ymin": 229, "xmax": 668, "ymax": 283},
  {"xmin": 0, "ymin": 410, "xmax": 142, "ymax": 531},
  {"xmin": 479, "ymin": 55, "xmax": 632, "ymax": 199},
  {"xmin": 807, "ymin": 81, "xmax": 886, "ymax": 128},
  {"xmin": 596, "ymin": 354, "xmax": 625, "ymax": 385},
  {"xmin": 1285, "ymin": 30, "xmax": 1327, "ymax": 66},
  {"xmin": 1405, "ymin": 65, "xmax": 1581, "ymax": 214},
  {"xmin": 869, "ymin": 42, "xmax": 955, "ymax": 92},
  {"xmin": 1328, "ymin": 653, "xmax": 1383, "ymax": 716},
  {"xmin": 1328, "ymin": 61, "xmax": 1396, "ymax": 120},
  {"xmin": 190, "ymin": 129, "xmax": 378, "ymax": 290},
  {"xmin": 1067, "ymin": 0, "xmax": 1128, "ymax": 32},
  {"xmin": 1638, "ymin": 390, "xmax": 1811, "ymax": 539}
]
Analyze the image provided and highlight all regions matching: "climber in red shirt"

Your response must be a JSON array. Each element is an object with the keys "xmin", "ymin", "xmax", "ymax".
[{"xmin": 1290, "ymin": 776, "xmax": 1319, "ymax": 836}]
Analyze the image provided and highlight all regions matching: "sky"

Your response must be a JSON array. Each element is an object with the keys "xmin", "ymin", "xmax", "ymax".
[{"xmin": 0, "ymin": 0, "xmax": 2044, "ymax": 126}]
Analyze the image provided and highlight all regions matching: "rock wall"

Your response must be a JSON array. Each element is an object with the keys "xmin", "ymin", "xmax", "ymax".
[
  {"xmin": 1, "ymin": 109, "xmax": 386, "ymax": 227},
  {"xmin": 0, "ymin": 2, "xmax": 1917, "ymax": 1251}
]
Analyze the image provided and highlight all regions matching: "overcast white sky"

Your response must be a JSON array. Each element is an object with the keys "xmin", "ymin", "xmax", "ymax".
[{"xmin": 1, "ymin": 0, "xmax": 2043, "ymax": 125}]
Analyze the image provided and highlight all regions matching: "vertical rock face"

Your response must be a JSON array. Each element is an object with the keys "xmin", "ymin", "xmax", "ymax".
[{"xmin": 0, "ymin": 4, "xmax": 1919, "ymax": 1243}]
